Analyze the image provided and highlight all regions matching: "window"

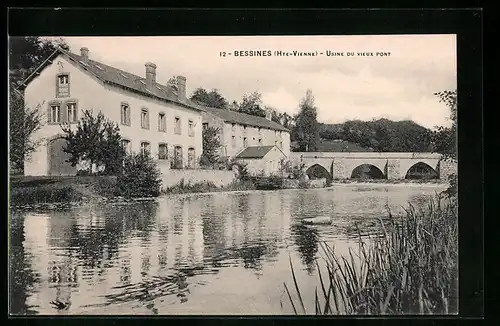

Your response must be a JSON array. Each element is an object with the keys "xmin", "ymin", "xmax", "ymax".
[
  {"xmin": 140, "ymin": 141, "xmax": 150, "ymax": 155},
  {"xmin": 188, "ymin": 120, "xmax": 194, "ymax": 137},
  {"xmin": 158, "ymin": 143, "xmax": 168, "ymax": 160},
  {"xmin": 141, "ymin": 109, "xmax": 149, "ymax": 129},
  {"xmin": 202, "ymin": 123, "xmax": 208, "ymax": 131},
  {"xmin": 231, "ymin": 136, "xmax": 236, "ymax": 148},
  {"xmin": 172, "ymin": 146, "xmax": 183, "ymax": 169},
  {"xmin": 275, "ymin": 140, "xmax": 278, "ymax": 146},
  {"xmin": 158, "ymin": 113, "xmax": 166, "ymax": 132},
  {"xmin": 232, "ymin": 123, "xmax": 236, "ymax": 132},
  {"xmin": 243, "ymin": 137, "xmax": 248, "ymax": 147},
  {"xmin": 174, "ymin": 117, "xmax": 181, "ymax": 135},
  {"xmin": 258, "ymin": 138, "xmax": 262, "ymax": 145},
  {"xmin": 280, "ymin": 141, "xmax": 283, "ymax": 149},
  {"xmin": 49, "ymin": 104, "xmax": 61, "ymax": 123},
  {"xmin": 258, "ymin": 127, "xmax": 262, "ymax": 135},
  {"xmin": 66, "ymin": 102, "xmax": 78, "ymax": 123},
  {"xmin": 56, "ymin": 74, "xmax": 70, "ymax": 97},
  {"xmin": 121, "ymin": 139, "xmax": 131, "ymax": 154},
  {"xmin": 188, "ymin": 148, "xmax": 196, "ymax": 169},
  {"xmin": 121, "ymin": 103, "xmax": 130, "ymax": 126}
]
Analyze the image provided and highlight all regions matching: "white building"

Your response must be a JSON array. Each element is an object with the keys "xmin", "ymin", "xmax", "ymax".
[
  {"xmin": 17, "ymin": 47, "xmax": 205, "ymax": 176},
  {"xmin": 200, "ymin": 106, "xmax": 291, "ymax": 160}
]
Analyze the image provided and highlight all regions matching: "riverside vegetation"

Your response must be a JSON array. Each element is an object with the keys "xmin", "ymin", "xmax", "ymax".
[{"xmin": 283, "ymin": 182, "xmax": 458, "ymax": 315}]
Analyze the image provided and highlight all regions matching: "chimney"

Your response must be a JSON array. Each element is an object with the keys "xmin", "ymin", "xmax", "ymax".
[
  {"xmin": 176, "ymin": 76, "xmax": 187, "ymax": 101},
  {"xmin": 145, "ymin": 62, "xmax": 157, "ymax": 84},
  {"xmin": 80, "ymin": 47, "xmax": 89, "ymax": 62},
  {"xmin": 265, "ymin": 107, "xmax": 273, "ymax": 121}
]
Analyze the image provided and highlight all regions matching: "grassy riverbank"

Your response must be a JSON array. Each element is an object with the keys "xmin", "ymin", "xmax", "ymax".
[
  {"xmin": 284, "ymin": 196, "xmax": 458, "ymax": 315},
  {"xmin": 162, "ymin": 179, "xmax": 256, "ymax": 195}
]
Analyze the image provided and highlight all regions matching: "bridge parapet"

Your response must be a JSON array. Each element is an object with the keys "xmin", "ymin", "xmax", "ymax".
[{"xmin": 289, "ymin": 152, "xmax": 449, "ymax": 180}]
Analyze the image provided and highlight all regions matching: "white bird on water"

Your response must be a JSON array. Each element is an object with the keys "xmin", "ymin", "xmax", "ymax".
[{"xmin": 301, "ymin": 216, "xmax": 332, "ymax": 225}]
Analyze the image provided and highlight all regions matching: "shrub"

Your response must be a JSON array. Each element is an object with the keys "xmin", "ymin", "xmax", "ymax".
[
  {"xmin": 10, "ymin": 184, "xmax": 82, "ymax": 205},
  {"xmin": 116, "ymin": 152, "xmax": 161, "ymax": 198}
]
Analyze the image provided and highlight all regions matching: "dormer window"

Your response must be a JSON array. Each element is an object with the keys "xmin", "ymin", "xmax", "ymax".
[{"xmin": 56, "ymin": 74, "xmax": 70, "ymax": 98}]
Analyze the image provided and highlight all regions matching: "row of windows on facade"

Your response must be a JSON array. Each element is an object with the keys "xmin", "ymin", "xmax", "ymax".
[
  {"xmin": 231, "ymin": 123, "xmax": 283, "ymax": 137},
  {"xmin": 54, "ymin": 75, "xmax": 194, "ymax": 136},
  {"xmin": 230, "ymin": 136, "xmax": 283, "ymax": 149},
  {"xmin": 123, "ymin": 140, "xmax": 196, "ymax": 168},
  {"xmin": 121, "ymin": 104, "xmax": 195, "ymax": 136},
  {"xmin": 48, "ymin": 103, "xmax": 78, "ymax": 123}
]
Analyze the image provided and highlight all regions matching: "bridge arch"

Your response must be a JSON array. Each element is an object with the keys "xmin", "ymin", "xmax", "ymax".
[
  {"xmin": 405, "ymin": 162, "xmax": 439, "ymax": 180},
  {"xmin": 351, "ymin": 164, "xmax": 386, "ymax": 179},
  {"xmin": 305, "ymin": 164, "xmax": 333, "ymax": 182}
]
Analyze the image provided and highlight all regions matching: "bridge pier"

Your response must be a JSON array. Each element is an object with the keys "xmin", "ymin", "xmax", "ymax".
[
  {"xmin": 386, "ymin": 160, "xmax": 403, "ymax": 180},
  {"xmin": 438, "ymin": 159, "xmax": 458, "ymax": 182}
]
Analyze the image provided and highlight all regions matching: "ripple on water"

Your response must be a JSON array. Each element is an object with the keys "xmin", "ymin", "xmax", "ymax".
[{"xmin": 9, "ymin": 186, "xmax": 443, "ymax": 315}]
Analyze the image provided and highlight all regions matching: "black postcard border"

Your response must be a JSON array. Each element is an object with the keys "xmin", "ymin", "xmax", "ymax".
[{"xmin": 5, "ymin": 7, "xmax": 484, "ymax": 324}]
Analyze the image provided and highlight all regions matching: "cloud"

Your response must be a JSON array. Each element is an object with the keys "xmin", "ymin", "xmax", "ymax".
[
  {"xmin": 56, "ymin": 35, "xmax": 456, "ymax": 128},
  {"xmin": 262, "ymin": 87, "xmax": 300, "ymax": 113}
]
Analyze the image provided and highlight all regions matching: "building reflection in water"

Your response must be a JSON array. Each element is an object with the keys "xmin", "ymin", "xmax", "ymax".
[{"xmin": 12, "ymin": 191, "xmax": 291, "ymax": 313}]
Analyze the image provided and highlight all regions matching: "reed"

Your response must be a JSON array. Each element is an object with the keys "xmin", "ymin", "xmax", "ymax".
[{"xmin": 283, "ymin": 196, "xmax": 458, "ymax": 315}]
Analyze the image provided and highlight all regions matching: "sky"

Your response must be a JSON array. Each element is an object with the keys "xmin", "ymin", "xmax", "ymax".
[{"xmin": 57, "ymin": 35, "xmax": 456, "ymax": 129}]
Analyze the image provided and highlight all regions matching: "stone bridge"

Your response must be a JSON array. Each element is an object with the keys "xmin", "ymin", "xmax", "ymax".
[{"xmin": 289, "ymin": 152, "xmax": 457, "ymax": 180}]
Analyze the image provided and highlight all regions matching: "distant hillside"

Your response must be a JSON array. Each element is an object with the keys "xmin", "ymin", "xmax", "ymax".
[{"xmin": 292, "ymin": 119, "xmax": 433, "ymax": 152}]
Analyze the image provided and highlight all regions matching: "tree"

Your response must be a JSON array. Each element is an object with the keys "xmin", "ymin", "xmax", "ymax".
[
  {"xmin": 238, "ymin": 91, "xmax": 267, "ymax": 117},
  {"xmin": 60, "ymin": 110, "xmax": 125, "ymax": 175},
  {"xmin": 9, "ymin": 37, "xmax": 69, "ymax": 172},
  {"xmin": 9, "ymin": 90, "xmax": 43, "ymax": 172},
  {"xmin": 116, "ymin": 152, "xmax": 161, "ymax": 198},
  {"xmin": 190, "ymin": 87, "xmax": 229, "ymax": 109},
  {"xmin": 199, "ymin": 126, "xmax": 222, "ymax": 168},
  {"xmin": 10, "ymin": 37, "xmax": 69, "ymax": 86},
  {"xmin": 430, "ymin": 90, "xmax": 457, "ymax": 198},
  {"xmin": 432, "ymin": 90, "xmax": 457, "ymax": 161},
  {"xmin": 294, "ymin": 89, "xmax": 319, "ymax": 152}
]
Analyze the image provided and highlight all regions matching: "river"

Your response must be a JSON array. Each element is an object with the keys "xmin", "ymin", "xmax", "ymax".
[{"xmin": 9, "ymin": 183, "xmax": 446, "ymax": 315}]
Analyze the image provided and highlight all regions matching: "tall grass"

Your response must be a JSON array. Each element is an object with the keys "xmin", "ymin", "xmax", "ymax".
[
  {"xmin": 284, "ymin": 196, "xmax": 458, "ymax": 315},
  {"xmin": 163, "ymin": 179, "xmax": 256, "ymax": 194}
]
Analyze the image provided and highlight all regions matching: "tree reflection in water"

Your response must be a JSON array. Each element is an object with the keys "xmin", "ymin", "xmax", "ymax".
[
  {"xmin": 9, "ymin": 211, "xmax": 38, "ymax": 315},
  {"xmin": 67, "ymin": 202, "xmax": 159, "ymax": 269},
  {"xmin": 290, "ymin": 224, "xmax": 319, "ymax": 274}
]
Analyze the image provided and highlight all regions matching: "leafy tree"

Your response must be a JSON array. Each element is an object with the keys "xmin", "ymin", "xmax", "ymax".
[
  {"xmin": 431, "ymin": 90, "xmax": 457, "ymax": 161},
  {"xmin": 431, "ymin": 90, "xmax": 457, "ymax": 198},
  {"xmin": 60, "ymin": 110, "xmax": 125, "ymax": 175},
  {"xmin": 10, "ymin": 37, "xmax": 69, "ymax": 86},
  {"xmin": 199, "ymin": 126, "xmax": 222, "ymax": 168},
  {"xmin": 190, "ymin": 87, "xmax": 229, "ymax": 109},
  {"xmin": 294, "ymin": 89, "xmax": 319, "ymax": 152},
  {"xmin": 116, "ymin": 152, "xmax": 161, "ymax": 198},
  {"xmin": 9, "ymin": 90, "xmax": 43, "ymax": 171},
  {"xmin": 9, "ymin": 37, "xmax": 69, "ymax": 172},
  {"xmin": 238, "ymin": 91, "xmax": 267, "ymax": 117}
]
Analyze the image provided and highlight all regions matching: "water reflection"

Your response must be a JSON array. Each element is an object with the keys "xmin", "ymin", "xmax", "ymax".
[{"xmin": 9, "ymin": 185, "xmax": 444, "ymax": 315}]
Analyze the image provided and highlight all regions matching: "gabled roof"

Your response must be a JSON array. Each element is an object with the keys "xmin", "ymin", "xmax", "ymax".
[
  {"xmin": 235, "ymin": 146, "xmax": 279, "ymax": 159},
  {"xmin": 15, "ymin": 47, "xmax": 204, "ymax": 112},
  {"xmin": 201, "ymin": 106, "xmax": 289, "ymax": 133}
]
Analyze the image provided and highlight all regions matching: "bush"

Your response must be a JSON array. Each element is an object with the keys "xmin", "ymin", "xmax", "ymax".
[
  {"xmin": 10, "ymin": 184, "xmax": 82, "ymax": 205},
  {"xmin": 229, "ymin": 160, "xmax": 250, "ymax": 181},
  {"xmin": 116, "ymin": 152, "xmax": 161, "ymax": 198}
]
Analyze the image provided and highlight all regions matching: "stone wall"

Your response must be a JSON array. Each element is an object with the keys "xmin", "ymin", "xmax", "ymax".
[{"xmin": 158, "ymin": 161, "xmax": 237, "ymax": 189}]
